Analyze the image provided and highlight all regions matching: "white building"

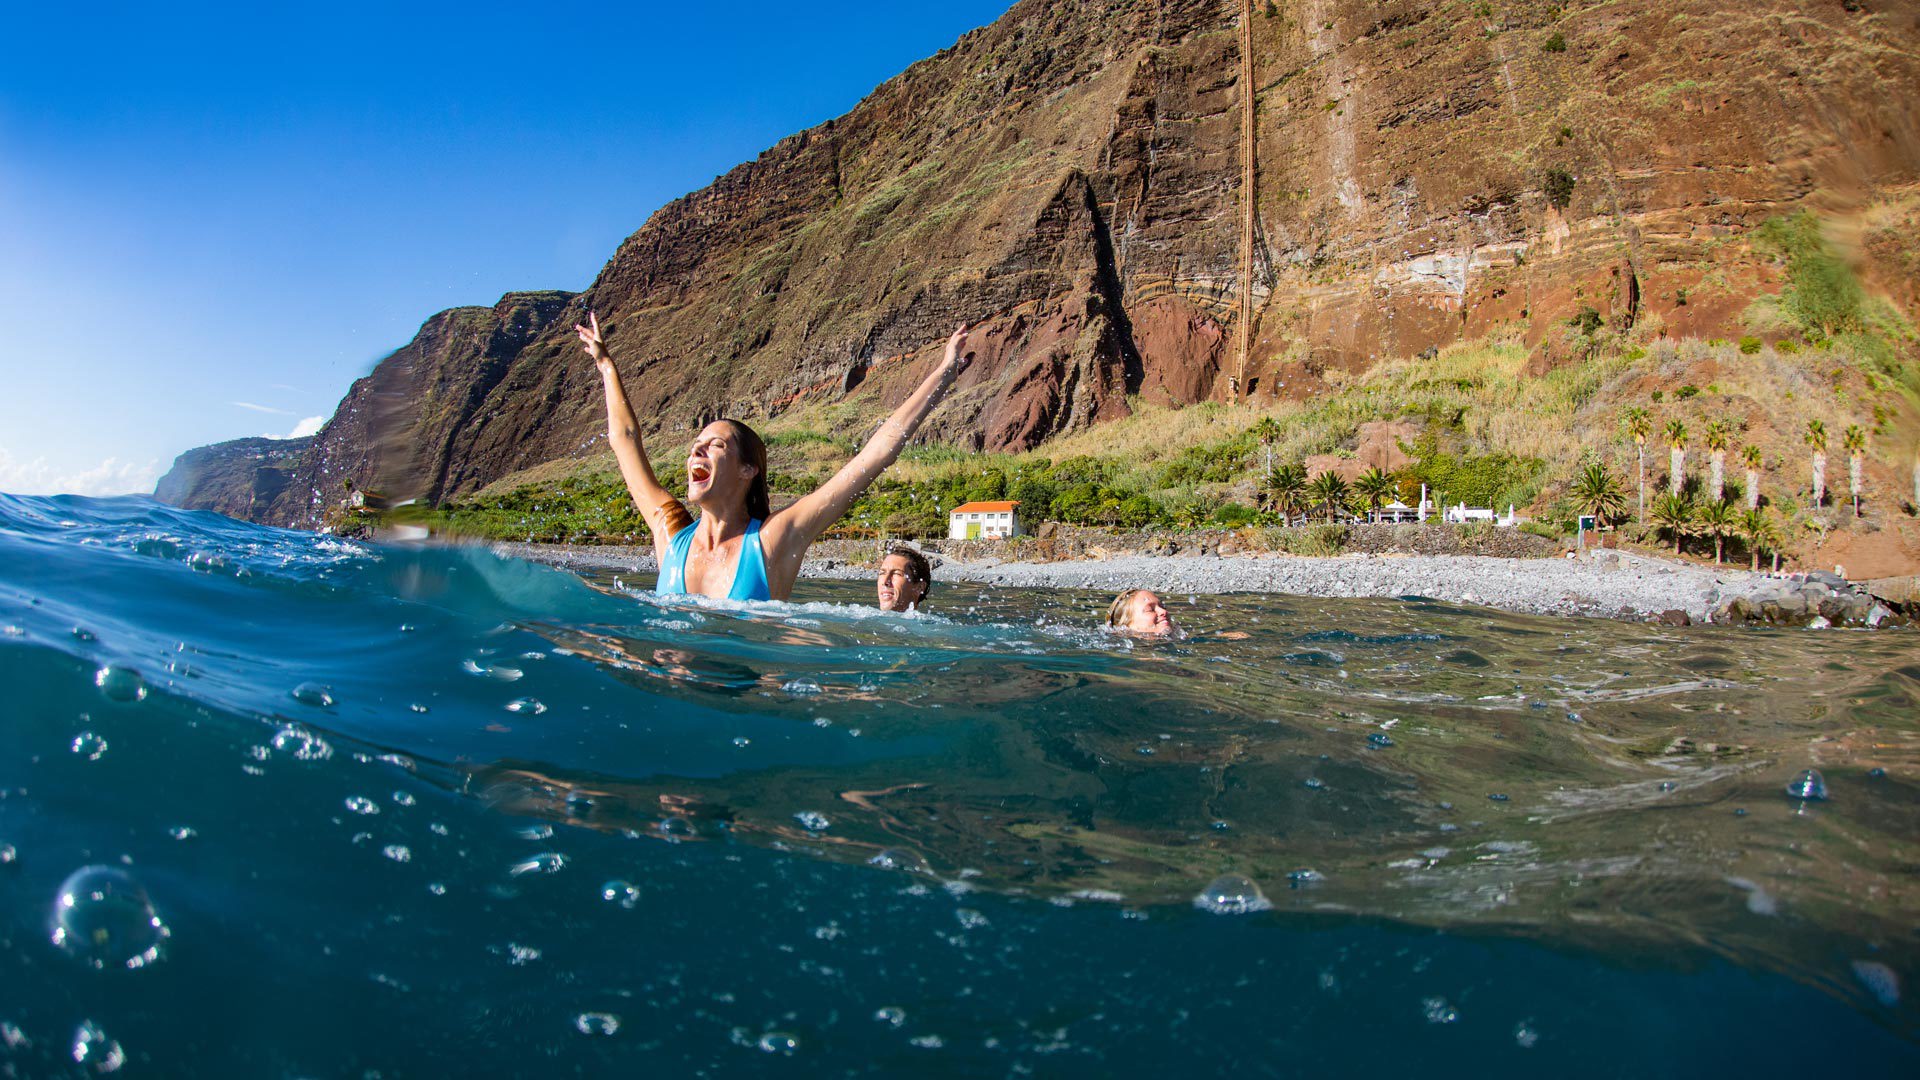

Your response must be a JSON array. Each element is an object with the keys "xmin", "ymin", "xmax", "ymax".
[{"xmin": 948, "ymin": 500, "xmax": 1022, "ymax": 540}]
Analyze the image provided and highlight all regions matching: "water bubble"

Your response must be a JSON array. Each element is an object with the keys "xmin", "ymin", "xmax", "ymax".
[
  {"xmin": 600, "ymin": 880, "xmax": 640, "ymax": 909},
  {"xmin": 1659, "ymin": 781, "xmax": 1677, "ymax": 792},
  {"xmin": 1867, "ymin": 767, "xmax": 1886, "ymax": 779},
  {"xmin": 909, "ymin": 1034, "xmax": 945, "ymax": 1049},
  {"xmin": 93, "ymin": 666, "xmax": 146, "ymax": 703},
  {"xmin": 428, "ymin": 882, "xmax": 447, "ymax": 896},
  {"xmin": 507, "ymin": 943, "xmax": 541, "ymax": 965},
  {"xmin": 1422, "ymin": 997, "xmax": 1459, "ymax": 1024},
  {"xmin": 781, "ymin": 679, "xmax": 821, "ymax": 696},
  {"xmin": 1210, "ymin": 820, "xmax": 1231, "ymax": 831},
  {"xmin": 508, "ymin": 852, "xmax": 568, "ymax": 876},
  {"xmin": 794, "ymin": 811, "xmax": 831, "ymax": 832},
  {"xmin": 731, "ymin": 736, "xmax": 751, "ymax": 748},
  {"xmin": 392, "ymin": 791, "xmax": 415, "ymax": 807},
  {"xmin": 382, "ymin": 845, "xmax": 411, "ymax": 863},
  {"xmin": 70, "ymin": 732, "xmax": 108, "ymax": 761},
  {"xmin": 515, "ymin": 824, "xmax": 554, "ymax": 841},
  {"xmin": 71, "ymin": 1021, "xmax": 125, "ymax": 1073},
  {"xmin": 505, "ymin": 697, "xmax": 547, "ymax": 715},
  {"xmin": 955, "ymin": 908, "xmax": 989, "ymax": 930},
  {"xmin": 1733, "ymin": 808, "xmax": 1748, "ymax": 817},
  {"xmin": 271, "ymin": 725, "xmax": 332, "ymax": 761},
  {"xmin": 409, "ymin": 703, "xmax": 430, "ymax": 714},
  {"xmin": 1487, "ymin": 793, "xmax": 1510, "ymax": 802},
  {"xmin": 874, "ymin": 1006, "xmax": 907, "ymax": 1027},
  {"xmin": 1564, "ymin": 711, "xmax": 1582, "ymax": 723},
  {"xmin": 1785, "ymin": 768, "xmax": 1828, "ymax": 801},
  {"xmin": 1, "ymin": 1021, "xmax": 26, "ymax": 1048},
  {"xmin": 1304, "ymin": 777, "xmax": 1325, "ymax": 790},
  {"xmin": 1193, "ymin": 873, "xmax": 1271, "ymax": 915},
  {"xmin": 71, "ymin": 627, "xmax": 96, "ymax": 643},
  {"xmin": 756, "ymin": 1032, "xmax": 800, "ymax": 1055},
  {"xmin": 344, "ymin": 796, "xmax": 380, "ymax": 816},
  {"xmin": 1288, "ymin": 869, "xmax": 1326, "ymax": 888},
  {"xmin": 1367, "ymin": 732, "xmax": 1394, "ymax": 748},
  {"xmin": 290, "ymin": 682, "xmax": 335, "ymax": 707},
  {"xmin": 167, "ymin": 826, "xmax": 196, "ymax": 841},
  {"xmin": 1514, "ymin": 1020, "xmax": 1540, "ymax": 1048},
  {"xmin": 575, "ymin": 1012, "xmax": 620, "ymax": 1036},
  {"xmin": 51, "ymin": 866, "xmax": 168, "ymax": 970}
]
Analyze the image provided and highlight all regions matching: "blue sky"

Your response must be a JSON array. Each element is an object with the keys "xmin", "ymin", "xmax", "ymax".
[{"xmin": 0, "ymin": 0, "xmax": 1014, "ymax": 496}]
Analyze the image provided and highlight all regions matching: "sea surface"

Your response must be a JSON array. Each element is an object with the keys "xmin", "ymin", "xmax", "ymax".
[{"xmin": 1, "ymin": 494, "xmax": 1915, "ymax": 1076}]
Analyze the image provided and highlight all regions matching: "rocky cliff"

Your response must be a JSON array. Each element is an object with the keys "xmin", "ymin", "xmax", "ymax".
[{"xmin": 158, "ymin": 0, "xmax": 1920, "ymax": 529}]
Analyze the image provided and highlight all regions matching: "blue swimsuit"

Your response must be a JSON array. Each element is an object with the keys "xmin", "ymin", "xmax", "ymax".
[{"xmin": 657, "ymin": 518, "xmax": 772, "ymax": 602}]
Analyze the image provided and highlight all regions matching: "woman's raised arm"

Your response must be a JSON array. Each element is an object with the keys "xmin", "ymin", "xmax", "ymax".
[
  {"xmin": 576, "ymin": 312, "xmax": 692, "ymax": 558},
  {"xmin": 764, "ymin": 322, "xmax": 972, "ymax": 559}
]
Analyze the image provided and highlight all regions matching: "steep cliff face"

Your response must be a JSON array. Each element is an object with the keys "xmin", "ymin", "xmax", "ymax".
[{"xmin": 158, "ymin": 0, "xmax": 1920, "ymax": 526}]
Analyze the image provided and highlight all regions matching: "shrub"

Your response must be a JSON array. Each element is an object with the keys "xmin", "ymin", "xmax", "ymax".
[
  {"xmin": 1675, "ymin": 384, "xmax": 1700, "ymax": 400},
  {"xmin": 1544, "ymin": 168, "xmax": 1576, "ymax": 209},
  {"xmin": 1569, "ymin": 306, "xmax": 1604, "ymax": 335},
  {"xmin": 1738, "ymin": 336, "xmax": 1762, "ymax": 355},
  {"xmin": 1542, "ymin": 31, "xmax": 1567, "ymax": 52},
  {"xmin": 1775, "ymin": 338, "xmax": 1800, "ymax": 354}
]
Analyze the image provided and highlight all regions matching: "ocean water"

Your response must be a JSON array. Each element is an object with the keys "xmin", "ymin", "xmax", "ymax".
[{"xmin": 1, "ymin": 493, "xmax": 1915, "ymax": 1076}]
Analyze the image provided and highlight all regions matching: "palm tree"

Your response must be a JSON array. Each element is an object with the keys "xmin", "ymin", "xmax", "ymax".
[
  {"xmin": 1843, "ymin": 423, "xmax": 1866, "ymax": 517},
  {"xmin": 1263, "ymin": 462, "xmax": 1309, "ymax": 522},
  {"xmin": 1623, "ymin": 407, "xmax": 1652, "ymax": 523},
  {"xmin": 1570, "ymin": 459, "xmax": 1627, "ymax": 526},
  {"xmin": 1664, "ymin": 419, "xmax": 1688, "ymax": 497},
  {"xmin": 1736, "ymin": 507, "xmax": 1777, "ymax": 572},
  {"xmin": 1650, "ymin": 492, "xmax": 1694, "ymax": 556},
  {"xmin": 1805, "ymin": 418, "xmax": 1827, "ymax": 506},
  {"xmin": 1741, "ymin": 444, "xmax": 1763, "ymax": 510},
  {"xmin": 1308, "ymin": 470, "xmax": 1351, "ymax": 523},
  {"xmin": 1695, "ymin": 499, "xmax": 1736, "ymax": 565},
  {"xmin": 1250, "ymin": 417, "xmax": 1283, "ymax": 475},
  {"xmin": 1703, "ymin": 419, "xmax": 1731, "ymax": 503},
  {"xmin": 1352, "ymin": 468, "xmax": 1397, "ymax": 519}
]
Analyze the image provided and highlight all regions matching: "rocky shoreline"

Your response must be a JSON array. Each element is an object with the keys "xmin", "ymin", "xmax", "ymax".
[{"xmin": 492, "ymin": 538, "xmax": 1911, "ymax": 629}]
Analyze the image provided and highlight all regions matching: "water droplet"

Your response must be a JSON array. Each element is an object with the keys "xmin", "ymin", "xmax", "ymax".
[
  {"xmin": 1, "ymin": 1021, "xmax": 26, "ymax": 1048},
  {"xmin": 1851, "ymin": 960, "xmax": 1902, "ymax": 1006},
  {"xmin": 462, "ymin": 659, "xmax": 523, "ymax": 681},
  {"xmin": 956, "ymin": 908, "xmax": 989, "ymax": 930},
  {"xmin": 1210, "ymin": 820, "xmax": 1231, "ymax": 831},
  {"xmin": 1659, "ymin": 781, "xmax": 1676, "ymax": 792},
  {"xmin": 1288, "ymin": 868, "xmax": 1325, "ymax": 888},
  {"xmin": 575, "ymin": 1012, "xmax": 620, "ymax": 1036},
  {"xmin": 507, "ymin": 943, "xmax": 541, "ymax": 965},
  {"xmin": 71, "ymin": 1021, "xmax": 125, "ymax": 1073},
  {"xmin": 93, "ymin": 666, "xmax": 146, "ymax": 703},
  {"xmin": 1, "ymin": 842, "xmax": 16, "ymax": 864},
  {"xmin": 1367, "ymin": 732, "xmax": 1394, "ymax": 748},
  {"xmin": 409, "ymin": 703, "xmax": 430, "ymax": 714},
  {"xmin": 70, "ymin": 732, "xmax": 108, "ymax": 761},
  {"xmin": 71, "ymin": 627, "xmax": 97, "ymax": 643},
  {"xmin": 382, "ymin": 845, "xmax": 411, "ymax": 863},
  {"xmin": 167, "ymin": 826, "xmax": 196, "ymax": 841},
  {"xmin": 600, "ymin": 880, "xmax": 640, "ymax": 909},
  {"xmin": 515, "ymin": 824, "xmax": 554, "ymax": 841},
  {"xmin": 51, "ymin": 866, "xmax": 168, "ymax": 970},
  {"xmin": 874, "ymin": 1006, "xmax": 907, "ymax": 1027},
  {"xmin": 1422, "ymin": 997, "xmax": 1459, "ymax": 1024},
  {"xmin": 1785, "ymin": 768, "xmax": 1827, "ymax": 801},
  {"xmin": 1487, "ymin": 793, "xmax": 1510, "ymax": 802},
  {"xmin": 1513, "ymin": 1020, "xmax": 1539, "ymax": 1048},
  {"xmin": 271, "ymin": 725, "xmax": 332, "ymax": 761},
  {"xmin": 1134, "ymin": 745, "xmax": 1156, "ymax": 756},
  {"xmin": 868, "ymin": 848, "xmax": 929, "ymax": 873},
  {"xmin": 1193, "ymin": 873, "xmax": 1271, "ymax": 915},
  {"xmin": 794, "ymin": 811, "xmax": 830, "ymax": 832},
  {"xmin": 1303, "ymin": 777, "xmax": 1325, "ymax": 790},
  {"xmin": 1867, "ymin": 767, "xmax": 1886, "ymax": 779},
  {"xmin": 344, "ymin": 796, "xmax": 380, "ymax": 816},
  {"xmin": 505, "ymin": 697, "xmax": 546, "ymax": 715},
  {"xmin": 731, "ymin": 736, "xmax": 751, "ymax": 748},
  {"xmin": 756, "ymin": 1031, "xmax": 800, "ymax": 1055},
  {"xmin": 290, "ymin": 682, "xmax": 335, "ymax": 707},
  {"xmin": 508, "ymin": 852, "xmax": 568, "ymax": 876},
  {"xmin": 781, "ymin": 679, "xmax": 821, "ymax": 696},
  {"xmin": 428, "ymin": 882, "xmax": 447, "ymax": 896},
  {"xmin": 392, "ymin": 791, "xmax": 415, "ymax": 807},
  {"xmin": 1733, "ymin": 807, "xmax": 1748, "ymax": 817}
]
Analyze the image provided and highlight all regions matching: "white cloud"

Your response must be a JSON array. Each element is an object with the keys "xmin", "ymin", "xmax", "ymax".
[
  {"xmin": 287, "ymin": 415, "xmax": 326, "ymax": 438},
  {"xmin": 230, "ymin": 401, "xmax": 292, "ymax": 415},
  {"xmin": 0, "ymin": 446, "xmax": 161, "ymax": 497}
]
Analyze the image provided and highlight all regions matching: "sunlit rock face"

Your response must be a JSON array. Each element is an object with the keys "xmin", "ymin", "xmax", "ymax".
[{"xmin": 160, "ymin": 0, "xmax": 1920, "ymax": 523}]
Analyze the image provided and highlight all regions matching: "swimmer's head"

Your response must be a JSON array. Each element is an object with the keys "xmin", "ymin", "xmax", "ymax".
[
  {"xmin": 686, "ymin": 419, "xmax": 769, "ymax": 520},
  {"xmin": 877, "ymin": 546, "xmax": 931, "ymax": 612},
  {"xmin": 1107, "ymin": 588, "xmax": 1176, "ymax": 637}
]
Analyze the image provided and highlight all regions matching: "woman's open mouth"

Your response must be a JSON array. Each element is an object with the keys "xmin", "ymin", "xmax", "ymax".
[{"xmin": 688, "ymin": 463, "xmax": 712, "ymax": 484}]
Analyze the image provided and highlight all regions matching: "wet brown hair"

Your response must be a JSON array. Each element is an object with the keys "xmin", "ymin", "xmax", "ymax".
[
  {"xmin": 717, "ymin": 418, "xmax": 771, "ymax": 521},
  {"xmin": 884, "ymin": 544, "xmax": 932, "ymax": 599}
]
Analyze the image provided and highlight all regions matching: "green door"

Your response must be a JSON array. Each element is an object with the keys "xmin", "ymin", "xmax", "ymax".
[{"xmin": 966, "ymin": 522, "xmax": 981, "ymax": 540}]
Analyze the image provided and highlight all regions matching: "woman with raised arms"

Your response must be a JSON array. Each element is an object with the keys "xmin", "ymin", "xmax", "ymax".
[{"xmin": 576, "ymin": 313, "xmax": 972, "ymax": 602}]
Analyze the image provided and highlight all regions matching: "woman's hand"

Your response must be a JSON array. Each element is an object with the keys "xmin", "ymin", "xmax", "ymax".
[
  {"xmin": 574, "ymin": 311, "xmax": 613, "ymax": 368},
  {"xmin": 941, "ymin": 321, "xmax": 972, "ymax": 373}
]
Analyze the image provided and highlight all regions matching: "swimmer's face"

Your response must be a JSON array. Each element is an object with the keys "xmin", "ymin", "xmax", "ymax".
[
  {"xmin": 876, "ymin": 553, "xmax": 926, "ymax": 612},
  {"xmin": 1123, "ymin": 590, "xmax": 1176, "ymax": 636},
  {"xmin": 686, "ymin": 422, "xmax": 756, "ymax": 506}
]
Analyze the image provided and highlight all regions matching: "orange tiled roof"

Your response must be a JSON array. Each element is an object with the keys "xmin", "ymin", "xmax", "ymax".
[{"xmin": 950, "ymin": 501, "xmax": 1019, "ymax": 514}]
